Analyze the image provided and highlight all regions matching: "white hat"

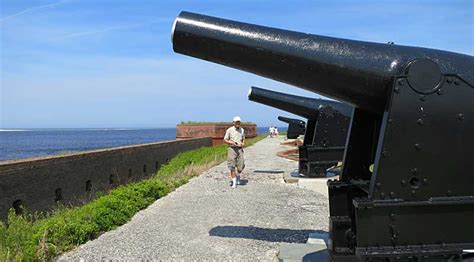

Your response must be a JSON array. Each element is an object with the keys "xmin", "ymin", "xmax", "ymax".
[{"xmin": 233, "ymin": 116, "xmax": 241, "ymax": 122}]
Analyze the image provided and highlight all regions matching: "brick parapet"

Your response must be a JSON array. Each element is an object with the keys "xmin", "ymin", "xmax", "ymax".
[
  {"xmin": 176, "ymin": 123, "xmax": 257, "ymax": 145},
  {"xmin": 0, "ymin": 137, "xmax": 212, "ymax": 220}
]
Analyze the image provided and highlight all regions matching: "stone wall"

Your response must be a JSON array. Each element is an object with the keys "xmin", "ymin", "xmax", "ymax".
[
  {"xmin": 176, "ymin": 123, "xmax": 257, "ymax": 145},
  {"xmin": 0, "ymin": 137, "xmax": 212, "ymax": 220}
]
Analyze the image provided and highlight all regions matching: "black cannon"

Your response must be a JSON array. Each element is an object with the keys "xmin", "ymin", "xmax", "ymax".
[
  {"xmin": 277, "ymin": 116, "xmax": 305, "ymax": 139},
  {"xmin": 248, "ymin": 86, "xmax": 351, "ymax": 177},
  {"xmin": 172, "ymin": 11, "xmax": 474, "ymax": 261}
]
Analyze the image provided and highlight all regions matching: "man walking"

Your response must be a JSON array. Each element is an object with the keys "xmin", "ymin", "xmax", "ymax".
[{"xmin": 224, "ymin": 116, "xmax": 245, "ymax": 189}]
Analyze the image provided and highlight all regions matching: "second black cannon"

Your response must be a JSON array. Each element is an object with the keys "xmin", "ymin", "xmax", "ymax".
[{"xmin": 248, "ymin": 86, "xmax": 351, "ymax": 177}]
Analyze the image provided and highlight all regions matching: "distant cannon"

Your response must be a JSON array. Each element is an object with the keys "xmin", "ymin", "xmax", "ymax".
[
  {"xmin": 248, "ymin": 86, "xmax": 351, "ymax": 177},
  {"xmin": 172, "ymin": 11, "xmax": 474, "ymax": 261},
  {"xmin": 277, "ymin": 116, "xmax": 305, "ymax": 139}
]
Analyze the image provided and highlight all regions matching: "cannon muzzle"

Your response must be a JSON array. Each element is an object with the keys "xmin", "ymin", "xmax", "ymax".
[
  {"xmin": 248, "ymin": 86, "xmax": 351, "ymax": 120},
  {"xmin": 277, "ymin": 116, "xmax": 305, "ymax": 126},
  {"xmin": 172, "ymin": 11, "xmax": 474, "ymax": 113}
]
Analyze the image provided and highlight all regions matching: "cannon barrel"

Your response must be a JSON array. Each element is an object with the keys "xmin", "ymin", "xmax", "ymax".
[
  {"xmin": 172, "ymin": 11, "xmax": 474, "ymax": 113},
  {"xmin": 277, "ymin": 116, "xmax": 304, "ymax": 126},
  {"xmin": 278, "ymin": 116, "xmax": 305, "ymax": 140},
  {"xmin": 248, "ymin": 86, "xmax": 351, "ymax": 120}
]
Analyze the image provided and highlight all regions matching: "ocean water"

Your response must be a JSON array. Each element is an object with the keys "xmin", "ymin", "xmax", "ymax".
[
  {"xmin": 0, "ymin": 128, "xmax": 176, "ymax": 162},
  {"xmin": 0, "ymin": 127, "xmax": 282, "ymax": 162}
]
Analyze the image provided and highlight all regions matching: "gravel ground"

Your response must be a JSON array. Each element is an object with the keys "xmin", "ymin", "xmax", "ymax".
[{"xmin": 59, "ymin": 136, "xmax": 329, "ymax": 261}]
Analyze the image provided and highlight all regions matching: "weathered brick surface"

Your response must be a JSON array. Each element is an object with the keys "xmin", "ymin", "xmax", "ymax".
[
  {"xmin": 0, "ymin": 137, "xmax": 212, "ymax": 220},
  {"xmin": 176, "ymin": 124, "xmax": 257, "ymax": 145}
]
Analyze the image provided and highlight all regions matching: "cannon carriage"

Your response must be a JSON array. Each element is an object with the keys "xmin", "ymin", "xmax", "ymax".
[{"xmin": 172, "ymin": 11, "xmax": 474, "ymax": 261}]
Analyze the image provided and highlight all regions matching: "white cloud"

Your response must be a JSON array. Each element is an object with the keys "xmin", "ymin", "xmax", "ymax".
[
  {"xmin": 55, "ymin": 18, "xmax": 170, "ymax": 40},
  {"xmin": 0, "ymin": 0, "xmax": 68, "ymax": 24}
]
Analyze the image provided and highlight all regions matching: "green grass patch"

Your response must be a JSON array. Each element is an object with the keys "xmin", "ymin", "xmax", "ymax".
[{"xmin": 0, "ymin": 135, "xmax": 266, "ymax": 261}]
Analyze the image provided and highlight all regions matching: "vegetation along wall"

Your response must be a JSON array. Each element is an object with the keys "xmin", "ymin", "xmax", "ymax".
[{"xmin": 0, "ymin": 137, "xmax": 212, "ymax": 220}]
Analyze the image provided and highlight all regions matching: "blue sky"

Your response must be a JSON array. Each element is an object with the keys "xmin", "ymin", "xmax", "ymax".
[{"xmin": 1, "ymin": 0, "xmax": 473, "ymax": 128}]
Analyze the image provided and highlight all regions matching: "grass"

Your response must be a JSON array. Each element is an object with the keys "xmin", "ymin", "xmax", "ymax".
[{"xmin": 0, "ymin": 135, "xmax": 266, "ymax": 261}]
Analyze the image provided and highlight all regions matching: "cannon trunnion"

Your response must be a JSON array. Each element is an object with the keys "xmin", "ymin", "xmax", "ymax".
[
  {"xmin": 172, "ymin": 11, "xmax": 474, "ymax": 261},
  {"xmin": 277, "ymin": 116, "xmax": 305, "ymax": 139},
  {"xmin": 249, "ymin": 86, "xmax": 351, "ymax": 177}
]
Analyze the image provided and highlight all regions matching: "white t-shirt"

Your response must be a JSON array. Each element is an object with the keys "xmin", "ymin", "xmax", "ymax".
[{"xmin": 224, "ymin": 126, "xmax": 245, "ymax": 144}]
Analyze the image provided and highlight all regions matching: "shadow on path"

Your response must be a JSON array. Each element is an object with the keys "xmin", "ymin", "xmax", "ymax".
[
  {"xmin": 239, "ymin": 179, "xmax": 248, "ymax": 185},
  {"xmin": 209, "ymin": 226, "xmax": 328, "ymax": 243},
  {"xmin": 253, "ymin": 170, "xmax": 285, "ymax": 174},
  {"xmin": 303, "ymin": 249, "xmax": 329, "ymax": 261}
]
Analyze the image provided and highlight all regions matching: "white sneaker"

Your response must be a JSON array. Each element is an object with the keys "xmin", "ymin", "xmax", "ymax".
[{"xmin": 231, "ymin": 178, "xmax": 237, "ymax": 189}]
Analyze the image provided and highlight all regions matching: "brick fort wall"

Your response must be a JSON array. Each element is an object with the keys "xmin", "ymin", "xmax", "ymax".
[
  {"xmin": 176, "ymin": 123, "xmax": 257, "ymax": 145},
  {"xmin": 0, "ymin": 137, "xmax": 212, "ymax": 220}
]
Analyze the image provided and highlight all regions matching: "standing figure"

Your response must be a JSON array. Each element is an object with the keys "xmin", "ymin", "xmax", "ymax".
[
  {"xmin": 224, "ymin": 116, "xmax": 246, "ymax": 189},
  {"xmin": 270, "ymin": 126, "xmax": 277, "ymax": 137}
]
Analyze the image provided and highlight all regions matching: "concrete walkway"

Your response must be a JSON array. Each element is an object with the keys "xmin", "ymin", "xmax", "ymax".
[{"xmin": 59, "ymin": 137, "xmax": 329, "ymax": 261}]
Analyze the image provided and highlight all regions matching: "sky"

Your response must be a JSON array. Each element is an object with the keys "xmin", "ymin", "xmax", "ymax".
[{"xmin": 0, "ymin": 0, "xmax": 473, "ymax": 128}]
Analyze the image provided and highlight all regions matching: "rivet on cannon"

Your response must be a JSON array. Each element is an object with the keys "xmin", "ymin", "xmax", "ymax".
[
  {"xmin": 458, "ymin": 113, "xmax": 464, "ymax": 121},
  {"xmin": 423, "ymin": 178, "xmax": 429, "ymax": 185},
  {"xmin": 411, "ymin": 190, "xmax": 416, "ymax": 196},
  {"xmin": 380, "ymin": 192, "xmax": 386, "ymax": 198},
  {"xmin": 397, "ymin": 79, "xmax": 404, "ymax": 86},
  {"xmin": 416, "ymin": 118, "xmax": 424, "ymax": 126},
  {"xmin": 394, "ymin": 87, "xmax": 400, "ymax": 93},
  {"xmin": 437, "ymin": 88, "xmax": 444, "ymax": 95},
  {"xmin": 414, "ymin": 143, "xmax": 422, "ymax": 150},
  {"xmin": 390, "ymin": 213, "xmax": 396, "ymax": 221},
  {"xmin": 419, "ymin": 95, "xmax": 426, "ymax": 101},
  {"xmin": 409, "ymin": 177, "xmax": 421, "ymax": 189},
  {"xmin": 390, "ymin": 192, "xmax": 395, "ymax": 198},
  {"xmin": 401, "ymin": 179, "xmax": 407, "ymax": 186},
  {"xmin": 411, "ymin": 168, "xmax": 418, "ymax": 175}
]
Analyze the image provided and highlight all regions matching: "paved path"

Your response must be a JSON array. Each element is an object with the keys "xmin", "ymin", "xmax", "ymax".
[{"xmin": 60, "ymin": 137, "xmax": 329, "ymax": 261}]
